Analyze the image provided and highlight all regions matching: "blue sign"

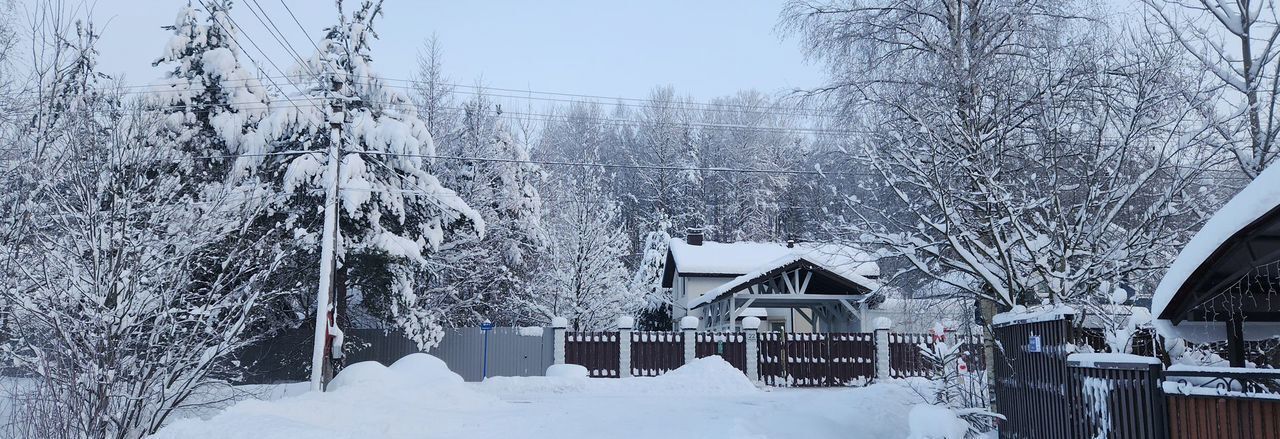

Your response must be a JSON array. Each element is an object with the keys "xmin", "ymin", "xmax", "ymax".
[
  {"xmin": 480, "ymin": 321, "xmax": 494, "ymax": 331},
  {"xmin": 1028, "ymin": 335, "xmax": 1042, "ymax": 353}
]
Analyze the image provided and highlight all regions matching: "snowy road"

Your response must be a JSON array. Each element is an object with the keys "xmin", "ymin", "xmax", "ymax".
[{"xmin": 151, "ymin": 355, "xmax": 926, "ymax": 439}]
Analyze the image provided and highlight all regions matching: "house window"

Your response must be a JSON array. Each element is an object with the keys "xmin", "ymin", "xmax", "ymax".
[{"xmin": 770, "ymin": 321, "xmax": 785, "ymax": 332}]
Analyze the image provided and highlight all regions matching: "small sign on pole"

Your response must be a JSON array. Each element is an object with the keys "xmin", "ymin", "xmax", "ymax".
[
  {"xmin": 1028, "ymin": 334, "xmax": 1042, "ymax": 353},
  {"xmin": 481, "ymin": 320, "xmax": 493, "ymax": 380}
]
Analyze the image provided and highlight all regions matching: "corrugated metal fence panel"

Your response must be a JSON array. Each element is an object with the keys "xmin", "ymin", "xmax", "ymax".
[
  {"xmin": 993, "ymin": 316, "xmax": 1074, "ymax": 439},
  {"xmin": 424, "ymin": 327, "xmax": 551, "ymax": 382},
  {"xmin": 1067, "ymin": 360, "xmax": 1167, "ymax": 439},
  {"xmin": 345, "ymin": 329, "xmax": 420, "ymax": 365}
]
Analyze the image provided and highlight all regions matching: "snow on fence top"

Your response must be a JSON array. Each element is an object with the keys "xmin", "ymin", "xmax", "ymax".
[
  {"xmin": 667, "ymin": 239, "xmax": 880, "ymax": 278},
  {"xmin": 1067, "ymin": 353, "xmax": 1162, "ymax": 368},
  {"xmin": 991, "ymin": 304, "xmax": 1076, "ymax": 327},
  {"xmin": 1151, "ymin": 163, "xmax": 1280, "ymax": 342}
]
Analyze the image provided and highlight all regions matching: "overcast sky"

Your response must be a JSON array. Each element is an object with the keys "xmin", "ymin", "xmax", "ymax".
[{"xmin": 73, "ymin": 0, "xmax": 824, "ymax": 102}]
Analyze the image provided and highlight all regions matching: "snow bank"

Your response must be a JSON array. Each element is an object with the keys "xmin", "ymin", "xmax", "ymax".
[
  {"xmin": 906, "ymin": 404, "xmax": 970, "ymax": 439},
  {"xmin": 1152, "ymin": 163, "xmax": 1280, "ymax": 343},
  {"xmin": 151, "ymin": 354, "xmax": 495, "ymax": 439}
]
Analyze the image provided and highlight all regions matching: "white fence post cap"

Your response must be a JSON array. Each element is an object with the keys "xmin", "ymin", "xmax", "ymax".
[
  {"xmin": 551, "ymin": 317, "xmax": 569, "ymax": 329},
  {"xmin": 741, "ymin": 316, "xmax": 761, "ymax": 330},
  {"xmin": 680, "ymin": 316, "xmax": 700, "ymax": 330},
  {"xmin": 617, "ymin": 315, "xmax": 635, "ymax": 330},
  {"xmin": 874, "ymin": 317, "xmax": 893, "ymax": 330}
]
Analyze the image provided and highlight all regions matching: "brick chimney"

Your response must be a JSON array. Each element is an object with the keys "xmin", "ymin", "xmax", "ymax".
[{"xmin": 685, "ymin": 227, "xmax": 704, "ymax": 246}]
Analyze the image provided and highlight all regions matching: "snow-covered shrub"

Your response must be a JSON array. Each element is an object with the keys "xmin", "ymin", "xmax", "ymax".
[{"xmin": 914, "ymin": 336, "xmax": 1001, "ymax": 438}]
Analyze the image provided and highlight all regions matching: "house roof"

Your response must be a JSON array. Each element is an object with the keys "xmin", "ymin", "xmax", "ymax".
[
  {"xmin": 1152, "ymin": 164, "xmax": 1280, "ymax": 342},
  {"xmin": 661, "ymin": 239, "xmax": 879, "ymax": 288},
  {"xmin": 686, "ymin": 253, "xmax": 880, "ymax": 310}
]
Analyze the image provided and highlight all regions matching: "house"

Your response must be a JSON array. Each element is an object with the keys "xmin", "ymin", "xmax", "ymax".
[
  {"xmin": 1152, "ymin": 164, "xmax": 1280, "ymax": 367},
  {"xmin": 660, "ymin": 229, "xmax": 881, "ymax": 332}
]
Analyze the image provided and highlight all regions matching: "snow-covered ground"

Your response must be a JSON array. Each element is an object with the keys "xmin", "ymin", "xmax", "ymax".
[{"xmin": 151, "ymin": 355, "xmax": 931, "ymax": 439}]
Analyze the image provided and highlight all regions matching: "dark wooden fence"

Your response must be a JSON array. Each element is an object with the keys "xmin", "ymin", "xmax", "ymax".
[
  {"xmin": 993, "ymin": 315, "xmax": 1076, "ymax": 439},
  {"xmin": 829, "ymin": 333, "xmax": 877, "ymax": 385},
  {"xmin": 1164, "ymin": 369, "xmax": 1280, "ymax": 439},
  {"xmin": 565, "ymin": 331, "xmax": 620, "ymax": 377},
  {"xmin": 757, "ymin": 332, "xmax": 877, "ymax": 386},
  {"xmin": 630, "ymin": 331, "xmax": 684, "ymax": 377},
  {"xmin": 889, "ymin": 333, "xmax": 935, "ymax": 378},
  {"xmin": 1067, "ymin": 357, "xmax": 1167, "ymax": 439},
  {"xmin": 694, "ymin": 332, "xmax": 747, "ymax": 372}
]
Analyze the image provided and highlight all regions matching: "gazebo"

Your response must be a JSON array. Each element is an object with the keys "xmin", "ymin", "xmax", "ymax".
[
  {"xmin": 686, "ymin": 253, "xmax": 878, "ymax": 332},
  {"xmin": 1153, "ymin": 165, "xmax": 1280, "ymax": 367}
]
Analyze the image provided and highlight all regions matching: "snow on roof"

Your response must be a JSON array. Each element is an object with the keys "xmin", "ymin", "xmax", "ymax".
[
  {"xmin": 687, "ymin": 252, "xmax": 881, "ymax": 309},
  {"xmin": 1152, "ymin": 164, "xmax": 1280, "ymax": 342},
  {"xmin": 667, "ymin": 239, "xmax": 880, "ymax": 277}
]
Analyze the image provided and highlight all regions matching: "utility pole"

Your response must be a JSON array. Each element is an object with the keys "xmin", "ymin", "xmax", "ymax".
[{"xmin": 310, "ymin": 76, "xmax": 344, "ymax": 392}]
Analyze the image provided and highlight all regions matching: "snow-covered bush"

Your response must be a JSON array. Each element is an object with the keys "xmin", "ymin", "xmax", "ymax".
[{"xmin": 913, "ymin": 336, "xmax": 1001, "ymax": 437}]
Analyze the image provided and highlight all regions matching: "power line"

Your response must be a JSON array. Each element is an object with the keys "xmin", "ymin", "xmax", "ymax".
[
  {"xmin": 279, "ymin": 0, "xmax": 325, "ymax": 55},
  {"xmin": 193, "ymin": 0, "xmax": 299, "ymax": 100},
  {"xmin": 349, "ymin": 150, "xmax": 869, "ymax": 176},
  {"xmin": 244, "ymin": 0, "xmax": 316, "ymax": 77}
]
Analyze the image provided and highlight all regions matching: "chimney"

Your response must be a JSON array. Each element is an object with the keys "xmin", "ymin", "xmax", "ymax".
[
  {"xmin": 786, "ymin": 239, "xmax": 796, "ymax": 248},
  {"xmin": 685, "ymin": 227, "xmax": 704, "ymax": 246}
]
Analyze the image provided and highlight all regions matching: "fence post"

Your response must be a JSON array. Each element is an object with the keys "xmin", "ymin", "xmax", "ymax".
[
  {"xmin": 617, "ymin": 315, "xmax": 634, "ymax": 378},
  {"xmin": 551, "ymin": 316, "xmax": 568, "ymax": 365},
  {"xmin": 681, "ymin": 316, "xmax": 699, "ymax": 364},
  {"xmin": 875, "ymin": 317, "xmax": 892, "ymax": 381},
  {"xmin": 742, "ymin": 316, "xmax": 760, "ymax": 383}
]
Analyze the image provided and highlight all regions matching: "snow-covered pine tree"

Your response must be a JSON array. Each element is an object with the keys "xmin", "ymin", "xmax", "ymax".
[
  {"xmin": 632, "ymin": 218, "xmax": 673, "ymax": 330},
  {"xmin": 151, "ymin": 0, "xmax": 270, "ymax": 185},
  {"xmin": 258, "ymin": 0, "xmax": 481, "ymax": 349}
]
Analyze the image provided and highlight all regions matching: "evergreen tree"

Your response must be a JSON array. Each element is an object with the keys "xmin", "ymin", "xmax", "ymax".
[
  {"xmin": 259, "ymin": 0, "xmax": 481, "ymax": 349},
  {"xmin": 152, "ymin": 0, "xmax": 270, "ymax": 185}
]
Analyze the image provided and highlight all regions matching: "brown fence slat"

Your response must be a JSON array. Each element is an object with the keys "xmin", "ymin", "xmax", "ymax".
[
  {"xmin": 564, "ymin": 331, "xmax": 619, "ymax": 378},
  {"xmin": 695, "ymin": 332, "xmax": 746, "ymax": 373},
  {"xmin": 630, "ymin": 331, "xmax": 683, "ymax": 377}
]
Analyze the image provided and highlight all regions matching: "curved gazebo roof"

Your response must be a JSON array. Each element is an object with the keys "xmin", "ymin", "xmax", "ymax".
[{"xmin": 1152, "ymin": 164, "xmax": 1280, "ymax": 363}]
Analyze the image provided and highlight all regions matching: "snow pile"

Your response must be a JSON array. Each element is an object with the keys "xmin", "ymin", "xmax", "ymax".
[
  {"xmin": 545, "ymin": 364, "xmax": 589, "ymax": 379},
  {"xmin": 906, "ymin": 404, "xmax": 970, "ymax": 439},
  {"xmin": 151, "ymin": 354, "xmax": 496, "ymax": 439},
  {"xmin": 1152, "ymin": 163, "xmax": 1280, "ymax": 342},
  {"xmin": 646, "ymin": 356, "xmax": 758, "ymax": 394}
]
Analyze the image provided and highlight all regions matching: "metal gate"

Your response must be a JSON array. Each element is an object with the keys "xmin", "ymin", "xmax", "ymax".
[
  {"xmin": 424, "ymin": 327, "xmax": 553, "ymax": 381},
  {"xmin": 757, "ymin": 332, "xmax": 875, "ymax": 387},
  {"xmin": 993, "ymin": 315, "xmax": 1075, "ymax": 439}
]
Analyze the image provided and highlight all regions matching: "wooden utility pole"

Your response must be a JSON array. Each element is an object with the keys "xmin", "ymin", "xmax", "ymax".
[{"xmin": 309, "ymin": 78, "xmax": 344, "ymax": 392}]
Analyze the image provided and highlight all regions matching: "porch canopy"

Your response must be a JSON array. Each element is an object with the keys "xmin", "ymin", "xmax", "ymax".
[
  {"xmin": 1153, "ymin": 164, "xmax": 1280, "ymax": 366},
  {"xmin": 687, "ymin": 254, "xmax": 879, "ymax": 331}
]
